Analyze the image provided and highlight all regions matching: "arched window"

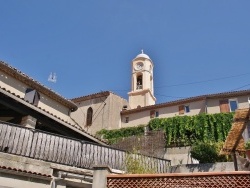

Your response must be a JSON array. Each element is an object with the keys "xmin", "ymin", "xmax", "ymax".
[
  {"xmin": 86, "ymin": 107, "xmax": 93, "ymax": 126},
  {"xmin": 136, "ymin": 74, "xmax": 143, "ymax": 90}
]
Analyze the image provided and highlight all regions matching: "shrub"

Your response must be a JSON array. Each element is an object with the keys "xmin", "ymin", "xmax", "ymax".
[{"xmin": 190, "ymin": 142, "xmax": 227, "ymax": 163}]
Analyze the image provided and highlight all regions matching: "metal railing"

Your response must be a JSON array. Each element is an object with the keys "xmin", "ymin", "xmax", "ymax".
[{"xmin": 0, "ymin": 122, "xmax": 170, "ymax": 173}]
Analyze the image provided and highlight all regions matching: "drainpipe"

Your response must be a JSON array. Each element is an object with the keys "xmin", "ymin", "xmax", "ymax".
[
  {"xmin": 51, "ymin": 177, "xmax": 61, "ymax": 188},
  {"xmin": 51, "ymin": 171, "xmax": 93, "ymax": 188},
  {"xmin": 205, "ymin": 97, "xmax": 208, "ymax": 114}
]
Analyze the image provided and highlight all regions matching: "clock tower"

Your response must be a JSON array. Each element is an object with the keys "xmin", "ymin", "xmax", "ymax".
[{"xmin": 128, "ymin": 51, "xmax": 156, "ymax": 109}]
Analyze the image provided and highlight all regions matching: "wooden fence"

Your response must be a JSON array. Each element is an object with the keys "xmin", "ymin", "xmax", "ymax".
[{"xmin": 0, "ymin": 122, "xmax": 170, "ymax": 172}]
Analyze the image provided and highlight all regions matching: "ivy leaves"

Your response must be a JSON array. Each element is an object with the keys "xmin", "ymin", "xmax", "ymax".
[
  {"xmin": 96, "ymin": 112, "xmax": 234, "ymax": 147},
  {"xmin": 148, "ymin": 112, "xmax": 234, "ymax": 147}
]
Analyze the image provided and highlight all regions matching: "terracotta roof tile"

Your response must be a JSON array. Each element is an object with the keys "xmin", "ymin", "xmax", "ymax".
[
  {"xmin": 0, "ymin": 86, "xmax": 107, "ymax": 145},
  {"xmin": 71, "ymin": 91, "xmax": 111, "ymax": 102},
  {"xmin": 0, "ymin": 165, "xmax": 52, "ymax": 177}
]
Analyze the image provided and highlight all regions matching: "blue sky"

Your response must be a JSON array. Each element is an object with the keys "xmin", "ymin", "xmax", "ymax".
[{"xmin": 0, "ymin": 1, "xmax": 250, "ymax": 104}]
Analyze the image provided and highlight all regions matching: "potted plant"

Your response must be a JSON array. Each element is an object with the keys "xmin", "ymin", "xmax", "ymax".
[{"xmin": 244, "ymin": 140, "xmax": 250, "ymax": 159}]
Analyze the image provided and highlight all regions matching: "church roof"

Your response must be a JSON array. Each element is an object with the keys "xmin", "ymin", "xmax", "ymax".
[
  {"xmin": 135, "ymin": 50, "xmax": 150, "ymax": 59},
  {"xmin": 71, "ymin": 91, "xmax": 111, "ymax": 102},
  {"xmin": 121, "ymin": 89, "xmax": 250, "ymax": 115},
  {"xmin": 136, "ymin": 53, "xmax": 150, "ymax": 59}
]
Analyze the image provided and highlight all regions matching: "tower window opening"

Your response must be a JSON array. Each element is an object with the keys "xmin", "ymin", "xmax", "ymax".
[{"xmin": 136, "ymin": 75, "xmax": 143, "ymax": 90}]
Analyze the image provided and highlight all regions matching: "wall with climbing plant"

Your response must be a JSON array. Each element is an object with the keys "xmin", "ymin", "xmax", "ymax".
[
  {"xmin": 148, "ymin": 112, "xmax": 234, "ymax": 147},
  {"xmin": 97, "ymin": 112, "xmax": 234, "ymax": 146}
]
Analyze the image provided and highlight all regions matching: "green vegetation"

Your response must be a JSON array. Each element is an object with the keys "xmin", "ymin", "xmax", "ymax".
[
  {"xmin": 96, "ymin": 125, "xmax": 145, "ymax": 144},
  {"xmin": 124, "ymin": 149, "xmax": 157, "ymax": 174},
  {"xmin": 245, "ymin": 140, "xmax": 250, "ymax": 150},
  {"xmin": 190, "ymin": 141, "xmax": 228, "ymax": 163},
  {"xmin": 97, "ymin": 113, "xmax": 234, "ymax": 146},
  {"xmin": 148, "ymin": 112, "xmax": 234, "ymax": 146},
  {"xmin": 96, "ymin": 113, "xmax": 234, "ymax": 163}
]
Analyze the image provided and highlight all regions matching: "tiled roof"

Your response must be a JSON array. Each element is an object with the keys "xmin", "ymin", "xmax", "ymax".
[
  {"xmin": 0, "ymin": 165, "xmax": 52, "ymax": 178},
  {"xmin": 71, "ymin": 91, "xmax": 111, "ymax": 102},
  {"xmin": 0, "ymin": 61, "xmax": 77, "ymax": 111},
  {"xmin": 0, "ymin": 86, "xmax": 107, "ymax": 145},
  {"xmin": 121, "ymin": 89, "xmax": 250, "ymax": 115}
]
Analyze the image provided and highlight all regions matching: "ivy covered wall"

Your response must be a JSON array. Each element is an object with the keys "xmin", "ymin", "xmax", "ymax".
[{"xmin": 97, "ymin": 112, "xmax": 234, "ymax": 146}]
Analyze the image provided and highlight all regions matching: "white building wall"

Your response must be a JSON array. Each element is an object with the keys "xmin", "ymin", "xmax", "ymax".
[{"xmin": 0, "ymin": 174, "xmax": 52, "ymax": 188}]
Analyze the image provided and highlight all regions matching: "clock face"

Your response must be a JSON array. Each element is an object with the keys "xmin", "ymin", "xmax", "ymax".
[{"xmin": 135, "ymin": 62, "xmax": 144, "ymax": 70}]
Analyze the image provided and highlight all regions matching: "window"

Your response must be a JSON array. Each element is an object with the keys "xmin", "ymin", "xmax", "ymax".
[
  {"xmin": 219, "ymin": 99, "xmax": 238, "ymax": 112},
  {"xmin": 155, "ymin": 111, "xmax": 159, "ymax": 117},
  {"xmin": 136, "ymin": 74, "xmax": 143, "ymax": 90},
  {"xmin": 179, "ymin": 105, "xmax": 190, "ymax": 115},
  {"xmin": 125, "ymin": 117, "xmax": 129, "ymax": 123},
  {"xmin": 86, "ymin": 107, "xmax": 93, "ymax": 126},
  {"xmin": 150, "ymin": 110, "xmax": 155, "ymax": 118},
  {"xmin": 24, "ymin": 88, "xmax": 40, "ymax": 105},
  {"xmin": 179, "ymin": 105, "xmax": 184, "ymax": 115},
  {"xmin": 219, "ymin": 99, "xmax": 230, "ymax": 112},
  {"xmin": 184, "ymin": 105, "xmax": 190, "ymax": 113},
  {"xmin": 150, "ymin": 110, "xmax": 159, "ymax": 118},
  {"xmin": 229, "ymin": 99, "xmax": 238, "ymax": 112}
]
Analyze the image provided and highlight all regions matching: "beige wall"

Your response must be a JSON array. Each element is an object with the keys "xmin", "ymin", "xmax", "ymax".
[
  {"xmin": 71, "ymin": 93, "xmax": 129, "ymax": 135},
  {"xmin": 121, "ymin": 100, "xmax": 205, "ymax": 127},
  {"xmin": 206, "ymin": 95, "xmax": 250, "ymax": 114},
  {"xmin": 0, "ymin": 70, "xmax": 74, "ymax": 124},
  {"xmin": 121, "ymin": 95, "xmax": 250, "ymax": 128}
]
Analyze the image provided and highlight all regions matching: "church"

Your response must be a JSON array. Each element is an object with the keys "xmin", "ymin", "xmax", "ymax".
[
  {"xmin": 70, "ymin": 51, "xmax": 250, "ymax": 135},
  {"xmin": 1, "ymin": 51, "xmax": 250, "ymax": 137}
]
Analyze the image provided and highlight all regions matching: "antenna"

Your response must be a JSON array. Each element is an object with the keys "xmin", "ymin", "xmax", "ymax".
[{"xmin": 48, "ymin": 72, "xmax": 57, "ymax": 83}]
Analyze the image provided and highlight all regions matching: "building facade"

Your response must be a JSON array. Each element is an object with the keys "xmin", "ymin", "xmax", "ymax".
[
  {"xmin": 71, "ymin": 91, "xmax": 128, "ymax": 135},
  {"xmin": 1, "ymin": 52, "xmax": 250, "ymax": 136},
  {"xmin": 121, "ymin": 90, "xmax": 250, "ymax": 127}
]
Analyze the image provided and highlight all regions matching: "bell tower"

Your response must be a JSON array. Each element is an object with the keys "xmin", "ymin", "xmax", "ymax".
[{"xmin": 128, "ymin": 50, "xmax": 156, "ymax": 109}]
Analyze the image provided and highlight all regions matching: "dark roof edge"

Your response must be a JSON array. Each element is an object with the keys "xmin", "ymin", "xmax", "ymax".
[
  {"xmin": 71, "ymin": 91, "xmax": 111, "ymax": 102},
  {"xmin": 0, "ymin": 61, "xmax": 77, "ymax": 111}
]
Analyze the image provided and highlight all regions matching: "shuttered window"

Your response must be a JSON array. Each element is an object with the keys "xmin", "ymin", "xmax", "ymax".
[
  {"xmin": 179, "ymin": 105, "xmax": 184, "ymax": 115},
  {"xmin": 219, "ymin": 99, "xmax": 230, "ymax": 113},
  {"xmin": 150, "ymin": 110, "xmax": 155, "ymax": 118}
]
